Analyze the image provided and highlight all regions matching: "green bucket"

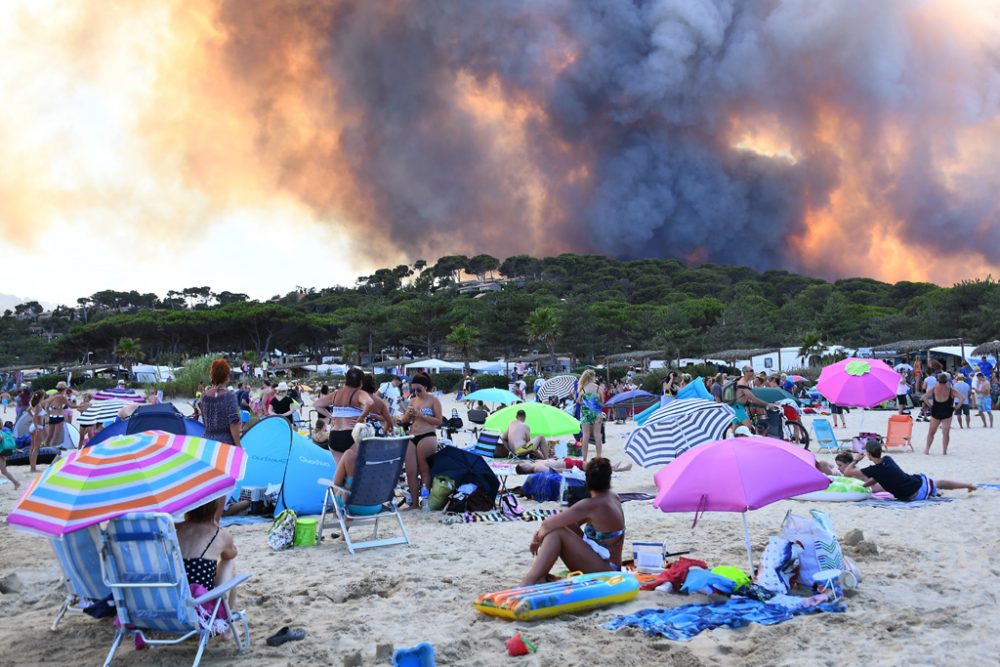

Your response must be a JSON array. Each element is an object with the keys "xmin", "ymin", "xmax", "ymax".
[{"xmin": 293, "ymin": 518, "xmax": 318, "ymax": 547}]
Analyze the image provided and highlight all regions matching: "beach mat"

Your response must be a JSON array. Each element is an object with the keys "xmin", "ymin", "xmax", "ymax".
[
  {"xmin": 439, "ymin": 509, "xmax": 559, "ymax": 524},
  {"xmin": 858, "ymin": 497, "xmax": 954, "ymax": 509},
  {"xmin": 606, "ymin": 597, "xmax": 844, "ymax": 641},
  {"xmin": 618, "ymin": 492, "xmax": 654, "ymax": 503},
  {"xmin": 977, "ymin": 483, "xmax": 1000, "ymax": 491}
]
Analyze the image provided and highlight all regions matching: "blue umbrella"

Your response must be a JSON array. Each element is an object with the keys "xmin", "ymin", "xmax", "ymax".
[
  {"xmin": 605, "ymin": 390, "xmax": 654, "ymax": 406},
  {"xmin": 464, "ymin": 388, "xmax": 521, "ymax": 405}
]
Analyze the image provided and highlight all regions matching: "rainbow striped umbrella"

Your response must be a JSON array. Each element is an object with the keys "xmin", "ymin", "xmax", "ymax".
[{"xmin": 7, "ymin": 431, "xmax": 246, "ymax": 537}]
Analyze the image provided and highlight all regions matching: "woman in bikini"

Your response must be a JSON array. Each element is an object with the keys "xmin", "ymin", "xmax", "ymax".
[
  {"xmin": 520, "ymin": 458, "xmax": 624, "ymax": 585},
  {"xmin": 398, "ymin": 373, "xmax": 442, "ymax": 508},
  {"xmin": 575, "ymin": 370, "xmax": 604, "ymax": 461},
  {"xmin": 923, "ymin": 372, "xmax": 961, "ymax": 455},
  {"xmin": 43, "ymin": 382, "xmax": 72, "ymax": 447},
  {"xmin": 28, "ymin": 391, "xmax": 46, "ymax": 473},
  {"xmin": 176, "ymin": 497, "xmax": 239, "ymax": 606},
  {"xmin": 312, "ymin": 368, "xmax": 380, "ymax": 466}
]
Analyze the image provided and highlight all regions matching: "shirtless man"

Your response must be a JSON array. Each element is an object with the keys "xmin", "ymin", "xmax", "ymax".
[{"xmin": 503, "ymin": 409, "xmax": 550, "ymax": 459}]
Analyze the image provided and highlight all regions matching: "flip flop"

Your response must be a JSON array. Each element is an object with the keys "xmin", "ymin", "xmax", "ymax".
[{"xmin": 266, "ymin": 626, "xmax": 306, "ymax": 647}]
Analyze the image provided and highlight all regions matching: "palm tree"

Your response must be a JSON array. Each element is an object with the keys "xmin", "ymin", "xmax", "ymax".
[
  {"xmin": 526, "ymin": 307, "xmax": 561, "ymax": 369},
  {"xmin": 798, "ymin": 333, "xmax": 825, "ymax": 366},
  {"xmin": 447, "ymin": 323, "xmax": 480, "ymax": 373},
  {"xmin": 115, "ymin": 337, "xmax": 143, "ymax": 377},
  {"xmin": 342, "ymin": 343, "xmax": 358, "ymax": 366}
]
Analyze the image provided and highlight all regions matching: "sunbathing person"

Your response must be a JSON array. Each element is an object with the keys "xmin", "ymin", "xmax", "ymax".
[
  {"xmin": 515, "ymin": 458, "xmax": 632, "ymax": 474},
  {"xmin": 520, "ymin": 458, "xmax": 625, "ymax": 585},
  {"xmin": 815, "ymin": 452, "xmax": 884, "ymax": 492},
  {"xmin": 844, "ymin": 441, "xmax": 975, "ymax": 501},
  {"xmin": 502, "ymin": 409, "xmax": 550, "ymax": 459},
  {"xmin": 176, "ymin": 497, "xmax": 239, "ymax": 606}
]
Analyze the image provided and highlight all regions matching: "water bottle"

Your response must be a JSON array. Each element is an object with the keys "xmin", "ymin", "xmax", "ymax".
[{"xmin": 420, "ymin": 487, "xmax": 430, "ymax": 514}]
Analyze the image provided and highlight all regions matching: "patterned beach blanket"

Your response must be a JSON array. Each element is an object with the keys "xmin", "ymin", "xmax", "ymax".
[
  {"xmin": 858, "ymin": 497, "xmax": 953, "ymax": 509},
  {"xmin": 607, "ymin": 597, "xmax": 843, "ymax": 641},
  {"xmin": 439, "ymin": 508, "xmax": 559, "ymax": 524}
]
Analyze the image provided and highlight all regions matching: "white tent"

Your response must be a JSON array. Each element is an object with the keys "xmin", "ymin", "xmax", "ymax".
[
  {"xmin": 303, "ymin": 364, "xmax": 349, "ymax": 376},
  {"xmin": 131, "ymin": 364, "xmax": 175, "ymax": 383},
  {"xmin": 404, "ymin": 358, "xmax": 464, "ymax": 372},
  {"xmin": 470, "ymin": 360, "xmax": 505, "ymax": 374}
]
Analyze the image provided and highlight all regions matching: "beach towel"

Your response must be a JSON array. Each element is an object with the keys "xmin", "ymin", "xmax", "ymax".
[
  {"xmin": 617, "ymin": 492, "xmax": 655, "ymax": 503},
  {"xmin": 857, "ymin": 497, "xmax": 953, "ymax": 509},
  {"xmin": 606, "ymin": 597, "xmax": 844, "ymax": 641},
  {"xmin": 977, "ymin": 483, "xmax": 1000, "ymax": 491},
  {"xmin": 438, "ymin": 509, "xmax": 559, "ymax": 525},
  {"xmin": 220, "ymin": 516, "xmax": 272, "ymax": 527}
]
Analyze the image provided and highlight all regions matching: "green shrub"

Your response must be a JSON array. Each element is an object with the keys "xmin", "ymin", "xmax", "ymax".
[
  {"xmin": 472, "ymin": 374, "xmax": 511, "ymax": 390},
  {"xmin": 163, "ymin": 356, "xmax": 214, "ymax": 398}
]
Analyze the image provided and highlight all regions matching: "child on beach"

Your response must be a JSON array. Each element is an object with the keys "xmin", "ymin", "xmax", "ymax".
[
  {"xmin": 843, "ymin": 441, "xmax": 975, "ymax": 501},
  {"xmin": 176, "ymin": 497, "xmax": 239, "ymax": 606}
]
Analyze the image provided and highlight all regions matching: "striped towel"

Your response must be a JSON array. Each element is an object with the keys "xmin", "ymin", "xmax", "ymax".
[{"xmin": 439, "ymin": 508, "xmax": 560, "ymax": 524}]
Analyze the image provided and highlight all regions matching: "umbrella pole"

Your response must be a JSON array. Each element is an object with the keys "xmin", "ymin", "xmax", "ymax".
[{"xmin": 742, "ymin": 512, "xmax": 754, "ymax": 573}]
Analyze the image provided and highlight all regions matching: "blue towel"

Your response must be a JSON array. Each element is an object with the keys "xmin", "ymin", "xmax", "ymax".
[
  {"xmin": 606, "ymin": 597, "xmax": 843, "ymax": 641},
  {"xmin": 858, "ymin": 497, "xmax": 953, "ymax": 509},
  {"xmin": 220, "ymin": 516, "xmax": 272, "ymax": 527},
  {"xmin": 977, "ymin": 483, "xmax": 1000, "ymax": 491}
]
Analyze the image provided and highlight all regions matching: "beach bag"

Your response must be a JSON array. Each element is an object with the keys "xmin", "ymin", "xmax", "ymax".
[
  {"xmin": 429, "ymin": 476, "xmax": 456, "ymax": 511},
  {"xmin": 0, "ymin": 431, "xmax": 15, "ymax": 456},
  {"xmin": 562, "ymin": 478, "xmax": 588, "ymax": 507},
  {"xmin": 498, "ymin": 492, "xmax": 523, "ymax": 519},
  {"xmin": 267, "ymin": 509, "xmax": 297, "ymax": 551},
  {"xmin": 753, "ymin": 536, "xmax": 802, "ymax": 595},
  {"xmin": 781, "ymin": 509, "xmax": 844, "ymax": 587},
  {"xmin": 467, "ymin": 486, "xmax": 494, "ymax": 512}
]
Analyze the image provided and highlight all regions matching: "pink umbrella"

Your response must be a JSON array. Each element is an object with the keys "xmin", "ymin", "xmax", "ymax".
[
  {"xmin": 654, "ymin": 436, "xmax": 829, "ymax": 570},
  {"xmin": 816, "ymin": 357, "xmax": 900, "ymax": 408}
]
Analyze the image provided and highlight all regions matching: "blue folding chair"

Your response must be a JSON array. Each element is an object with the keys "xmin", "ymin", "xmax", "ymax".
[
  {"xmin": 99, "ymin": 512, "xmax": 251, "ymax": 667},
  {"xmin": 50, "ymin": 527, "xmax": 112, "ymax": 630},
  {"xmin": 317, "ymin": 437, "xmax": 412, "ymax": 554},
  {"xmin": 813, "ymin": 418, "xmax": 850, "ymax": 452}
]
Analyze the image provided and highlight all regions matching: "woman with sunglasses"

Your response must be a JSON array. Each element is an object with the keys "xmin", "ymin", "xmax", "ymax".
[{"xmin": 397, "ymin": 373, "xmax": 442, "ymax": 508}]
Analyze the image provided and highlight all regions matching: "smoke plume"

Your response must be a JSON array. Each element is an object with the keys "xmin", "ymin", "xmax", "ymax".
[{"xmin": 4, "ymin": 0, "xmax": 1000, "ymax": 287}]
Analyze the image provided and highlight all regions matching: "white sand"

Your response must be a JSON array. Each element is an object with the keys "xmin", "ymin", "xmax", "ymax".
[{"xmin": 1, "ymin": 396, "xmax": 998, "ymax": 666}]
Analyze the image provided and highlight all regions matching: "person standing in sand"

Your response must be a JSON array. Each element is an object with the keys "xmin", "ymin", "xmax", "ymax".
[
  {"xmin": 923, "ymin": 373, "xmax": 961, "ymax": 455},
  {"xmin": 575, "ymin": 369, "xmax": 604, "ymax": 461},
  {"xmin": 397, "ymin": 373, "xmax": 442, "ymax": 508},
  {"xmin": 28, "ymin": 391, "xmax": 46, "ymax": 473},
  {"xmin": 200, "ymin": 359, "xmax": 242, "ymax": 447},
  {"xmin": 975, "ymin": 372, "xmax": 993, "ymax": 428}
]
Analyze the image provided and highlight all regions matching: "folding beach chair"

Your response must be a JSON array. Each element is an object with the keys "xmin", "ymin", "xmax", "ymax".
[
  {"xmin": 317, "ymin": 437, "xmax": 411, "ymax": 554},
  {"xmin": 884, "ymin": 415, "xmax": 915, "ymax": 452},
  {"xmin": 466, "ymin": 409, "xmax": 489, "ymax": 436},
  {"xmin": 812, "ymin": 418, "xmax": 850, "ymax": 452},
  {"xmin": 50, "ymin": 527, "xmax": 113, "ymax": 631},
  {"xmin": 99, "ymin": 512, "xmax": 251, "ymax": 667}
]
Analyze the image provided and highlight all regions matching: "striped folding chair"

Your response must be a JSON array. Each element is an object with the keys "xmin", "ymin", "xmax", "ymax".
[
  {"xmin": 49, "ymin": 527, "xmax": 113, "ymax": 630},
  {"xmin": 99, "ymin": 512, "xmax": 251, "ymax": 667}
]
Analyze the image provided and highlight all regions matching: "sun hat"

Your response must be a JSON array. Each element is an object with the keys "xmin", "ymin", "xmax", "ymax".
[{"xmin": 277, "ymin": 381, "xmax": 289, "ymax": 392}]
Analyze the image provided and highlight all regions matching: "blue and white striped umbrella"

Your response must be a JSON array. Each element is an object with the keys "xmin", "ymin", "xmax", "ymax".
[
  {"xmin": 624, "ymin": 399, "xmax": 735, "ymax": 468},
  {"xmin": 535, "ymin": 375, "xmax": 577, "ymax": 402}
]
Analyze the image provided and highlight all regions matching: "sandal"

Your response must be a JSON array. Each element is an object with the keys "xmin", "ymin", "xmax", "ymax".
[{"xmin": 266, "ymin": 626, "xmax": 306, "ymax": 647}]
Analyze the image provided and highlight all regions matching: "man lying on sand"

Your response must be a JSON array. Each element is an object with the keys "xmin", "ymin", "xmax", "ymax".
[
  {"xmin": 515, "ymin": 458, "xmax": 632, "ymax": 475},
  {"xmin": 843, "ymin": 441, "xmax": 975, "ymax": 501}
]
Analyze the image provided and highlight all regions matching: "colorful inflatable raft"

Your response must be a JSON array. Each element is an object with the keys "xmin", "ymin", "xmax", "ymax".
[{"xmin": 474, "ymin": 571, "xmax": 640, "ymax": 620}]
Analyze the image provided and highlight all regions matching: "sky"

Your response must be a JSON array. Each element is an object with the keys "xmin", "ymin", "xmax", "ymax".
[{"xmin": 3, "ymin": 0, "xmax": 1000, "ymax": 307}]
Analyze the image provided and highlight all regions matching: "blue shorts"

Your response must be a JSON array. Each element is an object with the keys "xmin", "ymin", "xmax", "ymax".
[
  {"xmin": 732, "ymin": 403, "xmax": 749, "ymax": 424},
  {"xmin": 978, "ymin": 397, "xmax": 993, "ymax": 413},
  {"xmin": 907, "ymin": 474, "xmax": 939, "ymax": 501}
]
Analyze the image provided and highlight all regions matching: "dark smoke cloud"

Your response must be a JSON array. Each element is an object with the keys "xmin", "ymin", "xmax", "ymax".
[{"xmin": 214, "ymin": 0, "xmax": 1000, "ymax": 276}]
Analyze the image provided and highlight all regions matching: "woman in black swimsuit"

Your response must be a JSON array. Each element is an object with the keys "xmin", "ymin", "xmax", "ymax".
[
  {"xmin": 176, "ymin": 497, "xmax": 238, "ymax": 605},
  {"xmin": 398, "ymin": 373, "xmax": 442, "ymax": 508},
  {"xmin": 312, "ymin": 368, "xmax": 382, "ymax": 465},
  {"xmin": 923, "ymin": 373, "xmax": 961, "ymax": 455}
]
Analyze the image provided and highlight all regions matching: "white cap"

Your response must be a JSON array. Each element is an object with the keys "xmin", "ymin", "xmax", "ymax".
[
  {"xmin": 277, "ymin": 381, "xmax": 289, "ymax": 391},
  {"xmin": 734, "ymin": 426, "xmax": 753, "ymax": 438}
]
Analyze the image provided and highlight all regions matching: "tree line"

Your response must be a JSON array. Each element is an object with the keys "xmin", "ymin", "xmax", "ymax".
[{"xmin": 1, "ymin": 254, "xmax": 997, "ymax": 368}]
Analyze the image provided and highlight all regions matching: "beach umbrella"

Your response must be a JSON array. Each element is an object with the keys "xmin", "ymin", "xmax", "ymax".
[
  {"xmin": 464, "ymin": 388, "xmax": 521, "ymax": 405},
  {"xmin": 484, "ymin": 402, "xmax": 581, "ymax": 438},
  {"xmin": 654, "ymin": 436, "xmax": 828, "ymax": 571},
  {"xmin": 749, "ymin": 387, "xmax": 798, "ymax": 404},
  {"xmin": 535, "ymin": 375, "xmax": 578, "ymax": 402},
  {"xmin": 92, "ymin": 387, "xmax": 145, "ymax": 403},
  {"xmin": 788, "ymin": 374, "xmax": 809, "ymax": 383},
  {"xmin": 7, "ymin": 431, "xmax": 246, "ymax": 537},
  {"xmin": 817, "ymin": 358, "xmax": 900, "ymax": 408},
  {"xmin": 624, "ymin": 399, "xmax": 735, "ymax": 468},
  {"xmin": 605, "ymin": 389, "xmax": 654, "ymax": 406},
  {"xmin": 77, "ymin": 399, "xmax": 129, "ymax": 426}
]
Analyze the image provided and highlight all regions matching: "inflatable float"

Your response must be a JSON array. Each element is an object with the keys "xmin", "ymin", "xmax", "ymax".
[
  {"xmin": 793, "ymin": 475, "xmax": 871, "ymax": 502},
  {"xmin": 474, "ymin": 571, "xmax": 639, "ymax": 620}
]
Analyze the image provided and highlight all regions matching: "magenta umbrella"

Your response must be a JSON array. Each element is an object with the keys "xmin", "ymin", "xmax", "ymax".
[
  {"xmin": 816, "ymin": 357, "xmax": 900, "ymax": 408},
  {"xmin": 653, "ymin": 436, "xmax": 829, "ymax": 570}
]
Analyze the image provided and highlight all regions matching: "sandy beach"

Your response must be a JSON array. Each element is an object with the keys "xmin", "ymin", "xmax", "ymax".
[{"xmin": 1, "ymin": 396, "xmax": 998, "ymax": 666}]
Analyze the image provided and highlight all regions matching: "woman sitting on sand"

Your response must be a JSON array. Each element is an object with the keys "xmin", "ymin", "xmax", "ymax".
[
  {"xmin": 176, "ymin": 497, "xmax": 239, "ymax": 606},
  {"xmin": 520, "ymin": 458, "xmax": 625, "ymax": 585}
]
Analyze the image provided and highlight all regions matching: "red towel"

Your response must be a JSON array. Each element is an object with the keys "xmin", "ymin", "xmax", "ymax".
[{"xmin": 639, "ymin": 557, "xmax": 709, "ymax": 591}]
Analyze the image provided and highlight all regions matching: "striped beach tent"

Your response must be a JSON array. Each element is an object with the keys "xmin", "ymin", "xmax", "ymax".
[
  {"xmin": 7, "ymin": 431, "xmax": 245, "ymax": 537},
  {"xmin": 535, "ymin": 375, "xmax": 577, "ymax": 402},
  {"xmin": 624, "ymin": 399, "xmax": 735, "ymax": 468},
  {"xmin": 77, "ymin": 400, "xmax": 128, "ymax": 426}
]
